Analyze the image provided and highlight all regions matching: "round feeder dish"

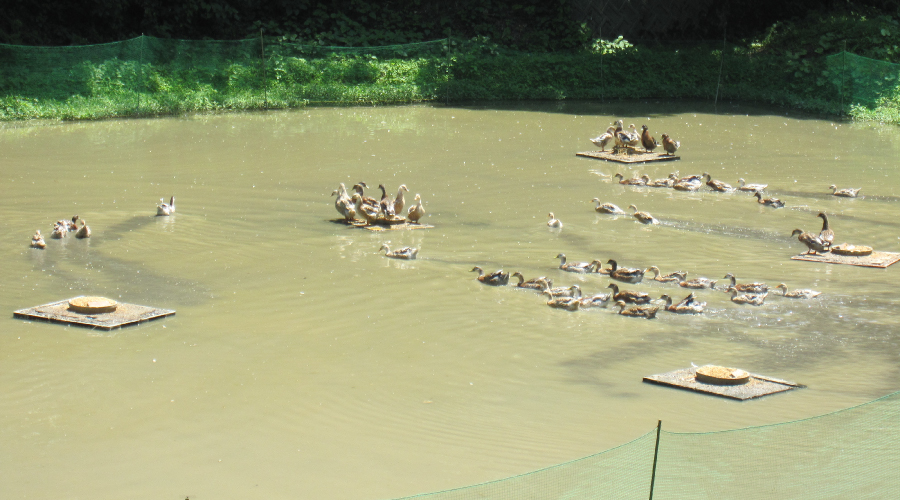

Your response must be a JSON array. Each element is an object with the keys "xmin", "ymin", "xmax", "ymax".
[
  {"xmin": 830, "ymin": 243, "xmax": 873, "ymax": 256},
  {"xmin": 68, "ymin": 296, "xmax": 118, "ymax": 314},
  {"xmin": 695, "ymin": 365, "xmax": 750, "ymax": 385}
]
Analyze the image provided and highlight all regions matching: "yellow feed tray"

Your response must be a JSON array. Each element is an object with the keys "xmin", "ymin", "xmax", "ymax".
[
  {"xmin": 68, "ymin": 296, "xmax": 118, "ymax": 314},
  {"xmin": 695, "ymin": 365, "xmax": 750, "ymax": 385},
  {"xmin": 830, "ymin": 243, "xmax": 873, "ymax": 256}
]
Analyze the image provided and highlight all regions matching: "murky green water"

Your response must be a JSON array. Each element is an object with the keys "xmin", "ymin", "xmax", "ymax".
[{"xmin": 1, "ymin": 101, "xmax": 899, "ymax": 499}]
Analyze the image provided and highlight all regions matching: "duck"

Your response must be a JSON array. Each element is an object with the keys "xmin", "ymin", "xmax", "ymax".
[
  {"xmin": 628, "ymin": 204, "xmax": 659, "ymax": 224},
  {"xmin": 754, "ymin": 191, "xmax": 784, "ymax": 208},
  {"xmin": 538, "ymin": 280, "xmax": 581, "ymax": 298},
  {"xmin": 723, "ymin": 273, "xmax": 768, "ymax": 294},
  {"xmin": 351, "ymin": 183, "xmax": 379, "ymax": 208},
  {"xmin": 407, "ymin": 194, "xmax": 426, "ymax": 224},
  {"xmin": 547, "ymin": 212, "xmax": 563, "ymax": 228},
  {"xmin": 556, "ymin": 253, "xmax": 600, "ymax": 273},
  {"xmin": 544, "ymin": 290, "xmax": 582, "ymax": 311},
  {"xmin": 791, "ymin": 228, "xmax": 830, "ymax": 255},
  {"xmin": 66, "ymin": 215, "xmax": 80, "ymax": 231},
  {"xmin": 613, "ymin": 120, "xmax": 626, "ymax": 150},
  {"xmin": 737, "ymin": 178, "xmax": 768, "ymax": 192},
  {"xmin": 679, "ymin": 277, "xmax": 717, "ymax": 289},
  {"xmin": 661, "ymin": 133, "xmax": 680, "ymax": 155},
  {"xmin": 775, "ymin": 283, "xmax": 821, "ymax": 299},
  {"xmin": 579, "ymin": 292, "xmax": 612, "ymax": 308},
  {"xmin": 74, "ymin": 219, "xmax": 91, "ymax": 239},
  {"xmin": 352, "ymin": 194, "xmax": 379, "ymax": 225},
  {"xmin": 393, "ymin": 184, "xmax": 409, "ymax": 214},
  {"xmin": 50, "ymin": 222, "xmax": 67, "ymax": 239},
  {"xmin": 659, "ymin": 293, "xmax": 705, "ymax": 314},
  {"xmin": 640, "ymin": 125, "xmax": 658, "ymax": 152},
  {"xmin": 377, "ymin": 184, "xmax": 396, "ymax": 218},
  {"xmin": 615, "ymin": 121, "xmax": 640, "ymax": 152},
  {"xmin": 704, "ymin": 173, "xmax": 733, "ymax": 192},
  {"xmin": 614, "ymin": 173, "xmax": 650, "ymax": 186},
  {"xmin": 646, "ymin": 173, "xmax": 679, "ymax": 188},
  {"xmin": 591, "ymin": 198, "xmax": 626, "ymax": 214},
  {"xmin": 31, "ymin": 230, "xmax": 46, "ymax": 249},
  {"xmin": 615, "ymin": 300, "xmax": 659, "ymax": 318},
  {"xmin": 646, "ymin": 266, "xmax": 686, "ymax": 283},
  {"xmin": 830, "ymin": 185, "xmax": 861, "ymax": 198},
  {"xmin": 380, "ymin": 244, "xmax": 418, "ymax": 260},
  {"xmin": 606, "ymin": 259, "xmax": 645, "ymax": 283},
  {"xmin": 607, "ymin": 283, "xmax": 651, "ymax": 304},
  {"xmin": 673, "ymin": 175, "xmax": 703, "ymax": 191},
  {"xmin": 157, "ymin": 196, "xmax": 176, "ymax": 216},
  {"xmin": 332, "ymin": 186, "xmax": 357, "ymax": 221},
  {"xmin": 730, "ymin": 289, "xmax": 767, "ymax": 306},
  {"xmin": 590, "ymin": 126, "xmax": 617, "ymax": 151},
  {"xmin": 816, "ymin": 212, "xmax": 835, "ymax": 247},
  {"xmin": 471, "ymin": 266, "xmax": 509, "ymax": 286},
  {"xmin": 511, "ymin": 272, "xmax": 552, "ymax": 290}
]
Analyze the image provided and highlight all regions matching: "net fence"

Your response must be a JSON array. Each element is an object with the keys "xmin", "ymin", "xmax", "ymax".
[{"xmin": 393, "ymin": 391, "xmax": 900, "ymax": 500}]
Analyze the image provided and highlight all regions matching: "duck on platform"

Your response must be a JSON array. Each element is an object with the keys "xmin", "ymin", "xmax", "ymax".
[
  {"xmin": 333, "ymin": 185, "xmax": 357, "ymax": 221},
  {"xmin": 377, "ymin": 184, "xmax": 396, "ymax": 218},
  {"xmin": 352, "ymin": 194, "xmax": 379, "ymax": 225},
  {"xmin": 407, "ymin": 194, "xmax": 426, "ymax": 224},
  {"xmin": 816, "ymin": 212, "xmax": 834, "ymax": 248},
  {"xmin": 380, "ymin": 244, "xmax": 418, "ymax": 260},
  {"xmin": 628, "ymin": 205, "xmax": 659, "ymax": 224},
  {"xmin": 393, "ymin": 185, "xmax": 409, "ymax": 214},
  {"xmin": 791, "ymin": 229, "xmax": 830, "ymax": 255},
  {"xmin": 591, "ymin": 126, "xmax": 617, "ymax": 151},
  {"xmin": 591, "ymin": 198, "xmax": 626, "ymax": 214},
  {"xmin": 614, "ymin": 121, "xmax": 640, "ymax": 152},
  {"xmin": 830, "ymin": 185, "xmax": 861, "ymax": 198},
  {"xmin": 754, "ymin": 191, "xmax": 784, "ymax": 208},
  {"xmin": 640, "ymin": 125, "xmax": 658, "ymax": 152},
  {"xmin": 471, "ymin": 267, "xmax": 509, "ymax": 286},
  {"xmin": 661, "ymin": 134, "xmax": 680, "ymax": 156}
]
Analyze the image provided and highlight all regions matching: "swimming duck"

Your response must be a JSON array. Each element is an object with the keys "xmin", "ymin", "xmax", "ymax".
[
  {"xmin": 729, "ymin": 289, "xmax": 767, "ymax": 306},
  {"xmin": 590, "ymin": 126, "xmax": 617, "ymax": 151},
  {"xmin": 791, "ymin": 229, "xmax": 830, "ymax": 255},
  {"xmin": 775, "ymin": 283, "xmax": 821, "ymax": 299},
  {"xmin": 640, "ymin": 125, "xmax": 658, "ymax": 152},
  {"xmin": 512, "ymin": 272, "xmax": 553, "ymax": 290},
  {"xmin": 754, "ymin": 191, "xmax": 784, "ymax": 208},
  {"xmin": 659, "ymin": 293, "xmax": 705, "ymax": 314},
  {"xmin": 407, "ymin": 194, "xmax": 426, "ymax": 224},
  {"xmin": 352, "ymin": 194, "xmax": 379, "ymax": 225},
  {"xmin": 704, "ymin": 173, "xmax": 733, "ymax": 192},
  {"xmin": 615, "ymin": 300, "xmax": 659, "ymax": 319},
  {"xmin": 679, "ymin": 277, "xmax": 717, "ymax": 289},
  {"xmin": 544, "ymin": 290, "xmax": 582, "ymax": 311},
  {"xmin": 471, "ymin": 266, "xmax": 509, "ymax": 286},
  {"xmin": 737, "ymin": 179, "xmax": 768, "ymax": 192},
  {"xmin": 647, "ymin": 266, "xmax": 686, "ymax": 283},
  {"xmin": 591, "ymin": 198, "xmax": 626, "ymax": 214},
  {"xmin": 547, "ymin": 212, "xmax": 563, "ymax": 228},
  {"xmin": 673, "ymin": 175, "xmax": 703, "ymax": 191},
  {"xmin": 157, "ymin": 196, "xmax": 176, "ymax": 216},
  {"xmin": 538, "ymin": 280, "xmax": 581, "ymax": 298},
  {"xmin": 628, "ymin": 205, "xmax": 659, "ymax": 224},
  {"xmin": 31, "ymin": 230, "xmax": 46, "ymax": 249},
  {"xmin": 723, "ymin": 273, "xmax": 768, "ymax": 294},
  {"xmin": 579, "ymin": 292, "xmax": 612, "ymax": 308},
  {"xmin": 606, "ymin": 259, "xmax": 645, "ymax": 283},
  {"xmin": 816, "ymin": 212, "xmax": 834, "ymax": 247},
  {"xmin": 830, "ymin": 185, "xmax": 861, "ymax": 198},
  {"xmin": 607, "ymin": 283, "xmax": 651, "ymax": 304},
  {"xmin": 661, "ymin": 134, "xmax": 680, "ymax": 155},
  {"xmin": 646, "ymin": 173, "xmax": 678, "ymax": 188},
  {"xmin": 377, "ymin": 184, "xmax": 396, "ymax": 218},
  {"xmin": 614, "ymin": 173, "xmax": 650, "ymax": 186},
  {"xmin": 393, "ymin": 184, "xmax": 409, "ymax": 214},
  {"xmin": 74, "ymin": 219, "xmax": 91, "ymax": 239},
  {"xmin": 556, "ymin": 253, "xmax": 600, "ymax": 273},
  {"xmin": 50, "ymin": 222, "xmax": 67, "ymax": 239},
  {"xmin": 66, "ymin": 215, "xmax": 80, "ymax": 231},
  {"xmin": 380, "ymin": 244, "xmax": 418, "ymax": 260}
]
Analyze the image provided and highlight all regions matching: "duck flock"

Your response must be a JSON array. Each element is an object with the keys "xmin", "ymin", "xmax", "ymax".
[{"xmin": 331, "ymin": 182, "xmax": 426, "ymax": 226}]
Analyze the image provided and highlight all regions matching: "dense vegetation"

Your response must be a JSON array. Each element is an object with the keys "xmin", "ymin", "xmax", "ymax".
[{"xmin": 1, "ymin": 2, "xmax": 899, "ymax": 124}]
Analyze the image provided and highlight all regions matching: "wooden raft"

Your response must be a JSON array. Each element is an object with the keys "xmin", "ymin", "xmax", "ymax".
[
  {"xmin": 791, "ymin": 251, "xmax": 900, "ymax": 268},
  {"xmin": 643, "ymin": 367, "xmax": 803, "ymax": 401},
  {"xmin": 576, "ymin": 149, "xmax": 680, "ymax": 164},
  {"xmin": 14, "ymin": 298, "xmax": 175, "ymax": 330},
  {"xmin": 330, "ymin": 218, "xmax": 433, "ymax": 231}
]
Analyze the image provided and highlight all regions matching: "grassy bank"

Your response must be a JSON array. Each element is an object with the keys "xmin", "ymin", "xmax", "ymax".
[{"xmin": 0, "ymin": 32, "xmax": 898, "ymax": 124}]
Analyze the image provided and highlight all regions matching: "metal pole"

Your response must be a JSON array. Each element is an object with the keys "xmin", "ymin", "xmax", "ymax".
[
  {"xmin": 715, "ymin": 21, "xmax": 726, "ymax": 106},
  {"xmin": 260, "ymin": 28, "xmax": 268, "ymax": 110},
  {"xmin": 840, "ymin": 40, "xmax": 846, "ymax": 117},
  {"xmin": 138, "ymin": 34, "xmax": 145, "ymax": 114},
  {"xmin": 648, "ymin": 420, "xmax": 662, "ymax": 500}
]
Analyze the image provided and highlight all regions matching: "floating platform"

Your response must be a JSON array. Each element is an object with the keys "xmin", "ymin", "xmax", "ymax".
[
  {"xmin": 643, "ymin": 366, "xmax": 803, "ymax": 400},
  {"xmin": 330, "ymin": 218, "xmax": 433, "ymax": 231},
  {"xmin": 576, "ymin": 149, "xmax": 680, "ymax": 164},
  {"xmin": 14, "ymin": 297, "xmax": 175, "ymax": 330},
  {"xmin": 791, "ymin": 250, "xmax": 900, "ymax": 268}
]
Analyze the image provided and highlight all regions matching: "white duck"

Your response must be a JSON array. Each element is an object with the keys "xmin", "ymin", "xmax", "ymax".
[
  {"xmin": 590, "ymin": 126, "xmax": 616, "ymax": 151},
  {"xmin": 380, "ymin": 244, "xmax": 418, "ymax": 260},
  {"xmin": 547, "ymin": 212, "xmax": 562, "ymax": 228},
  {"xmin": 157, "ymin": 196, "xmax": 176, "ymax": 216}
]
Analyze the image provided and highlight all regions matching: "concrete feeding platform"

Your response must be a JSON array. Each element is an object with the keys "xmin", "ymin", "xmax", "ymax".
[
  {"xmin": 576, "ymin": 150, "xmax": 680, "ymax": 164},
  {"xmin": 14, "ymin": 298, "xmax": 175, "ymax": 330},
  {"xmin": 330, "ymin": 219, "xmax": 433, "ymax": 231},
  {"xmin": 791, "ymin": 251, "xmax": 900, "ymax": 268},
  {"xmin": 643, "ymin": 366, "xmax": 803, "ymax": 400}
]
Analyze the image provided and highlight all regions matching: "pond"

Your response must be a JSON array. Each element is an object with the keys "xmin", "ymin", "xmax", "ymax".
[{"xmin": 1, "ymin": 101, "xmax": 898, "ymax": 499}]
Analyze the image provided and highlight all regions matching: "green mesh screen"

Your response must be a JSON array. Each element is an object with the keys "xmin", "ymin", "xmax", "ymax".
[
  {"xmin": 394, "ymin": 391, "xmax": 900, "ymax": 500},
  {"xmin": 827, "ymin": 51, "xmax": 900, "ymax": 108}
]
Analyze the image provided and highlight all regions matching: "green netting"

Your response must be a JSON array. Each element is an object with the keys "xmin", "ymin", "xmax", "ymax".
[
  {"xmin": 394, "ymin": 391, "xmax": 900, "ymax": 500},
  {"xmin": 827, "ymin": 51, "xmax": 900, "ymax": 107}
]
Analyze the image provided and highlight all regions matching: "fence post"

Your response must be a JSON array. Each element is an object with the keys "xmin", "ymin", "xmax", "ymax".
[
  {"xmin": 648, "ymin": 420, "xmax": 662, "ymax": 500},
  {"xmin": 260, "ymin": 28, "xmax": 268, "ymax": 110}
]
